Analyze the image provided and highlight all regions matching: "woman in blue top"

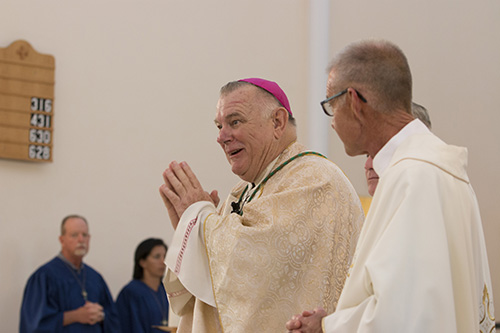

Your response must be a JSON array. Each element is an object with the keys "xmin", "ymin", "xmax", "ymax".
[{"xmin": 116, "ymin": 238, "xmax": 169, "ymax": 333}]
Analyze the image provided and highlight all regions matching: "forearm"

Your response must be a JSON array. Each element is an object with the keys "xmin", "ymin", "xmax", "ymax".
[{"xmin": 63, "ymin": 308, "xmax": 80, "ymax": 326}]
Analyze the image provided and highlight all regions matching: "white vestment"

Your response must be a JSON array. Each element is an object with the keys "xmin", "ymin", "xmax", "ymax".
[
  {"xmin": 164, "ymin": 142, "xmax": 364, "ymax": 332},
  {"xmin": 323, "ymin": 120, "xmax": 495, "ymax": 332}
]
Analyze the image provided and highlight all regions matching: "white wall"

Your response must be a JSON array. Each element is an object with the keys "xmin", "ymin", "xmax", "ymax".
[{"xmin": 1, "ymin": 1, "xmax": 498, "ymax": 331}]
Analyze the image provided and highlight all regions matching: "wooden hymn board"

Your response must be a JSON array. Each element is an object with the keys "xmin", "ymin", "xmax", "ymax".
[{"xmin": 0, "ymin": 40, "xmax": 55, "ymax": 162}]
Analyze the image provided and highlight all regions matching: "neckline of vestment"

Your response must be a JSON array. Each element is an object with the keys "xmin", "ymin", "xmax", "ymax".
[
  {"xmin": 234, "ymin": 151, "xmax": 326, "ymax": 215},
  {"xmin": 373, "ymin": 119, "xmax": 430, "ymax": 178},
  {"xmin": 57, "ymin": 253, "xmax": 88, "ymax": 301}
]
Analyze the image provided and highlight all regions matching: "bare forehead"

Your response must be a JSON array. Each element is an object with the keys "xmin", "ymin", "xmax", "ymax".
[
  {"xmin": 150, "ymin": 245, "xmax": 167, "ymax": 254},
  {"xmin": 64, "ymin": 218, "xmax": 88, "ymax": 232}
]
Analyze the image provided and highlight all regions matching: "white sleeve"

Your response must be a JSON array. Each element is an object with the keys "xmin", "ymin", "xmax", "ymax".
[
  {"xmin": 323, "ymin": 297, "xmax": 374, "ymax": 332},
  {"xmin": 165, "ymin": 201, "xmax": 216, "ymax": 307}
]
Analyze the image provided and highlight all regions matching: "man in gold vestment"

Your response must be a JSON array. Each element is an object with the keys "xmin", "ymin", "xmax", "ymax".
[{"xmin": 160, "ymin": 78, "xmax": 364, "ymax": 332}]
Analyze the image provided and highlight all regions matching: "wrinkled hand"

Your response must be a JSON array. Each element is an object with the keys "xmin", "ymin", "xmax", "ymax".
[
  {"xmin": 78, "ymin": 301, "xmax": 104, "ymax": 325},
  {"xmin": 159, "ymin": 161, "xmax": 219, "ymax": 229},
  {"xmin": 286, "ymin": 307, "xmax": 327, "ymax": 333}
]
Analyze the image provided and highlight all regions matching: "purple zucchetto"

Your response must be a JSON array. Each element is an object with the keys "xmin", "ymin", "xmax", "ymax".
[{"xmin": 238, "ymin": 78, "xmax": 292, "ymax": 116}]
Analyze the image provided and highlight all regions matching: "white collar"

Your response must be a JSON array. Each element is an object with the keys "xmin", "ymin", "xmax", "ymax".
[{"xmin": 372, "ymin": 119, "xmax": 430, "ymax": 177}]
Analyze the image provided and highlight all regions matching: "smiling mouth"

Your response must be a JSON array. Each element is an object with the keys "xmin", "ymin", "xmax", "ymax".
[{"xmin": 229, "ymin": 148, "xmax": 243, "ymax": 156}]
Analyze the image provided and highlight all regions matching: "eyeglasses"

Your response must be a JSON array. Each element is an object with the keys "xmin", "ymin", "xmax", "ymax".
[{"xmin": 320, "ymin": 88, "xmax": 367, "ymax": 116}]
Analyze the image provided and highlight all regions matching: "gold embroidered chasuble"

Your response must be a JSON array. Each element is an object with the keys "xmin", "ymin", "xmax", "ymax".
[{"xmin": 165, "ymin": 142, "xmax": 364, "ymax": 332}]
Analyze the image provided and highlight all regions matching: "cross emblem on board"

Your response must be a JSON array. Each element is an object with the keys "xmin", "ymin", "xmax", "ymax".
[{"xmin": 17, "ymin": 46, "xmax": 29, "ymax": 60}]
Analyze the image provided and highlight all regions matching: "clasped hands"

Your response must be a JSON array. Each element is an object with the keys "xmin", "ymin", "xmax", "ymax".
[
  {"xmin": 286, "ymin": 307, "xmax": 327, "ymax": 333},
  {"xmin": 82, "ymin": 301, "xmax": 105, "ymax": 325},
  {"xmin": 160, "ymin": 161, "xmax": 219, "ymax": 229},
  {"xmin": 66, "ymin": 301, "xmax": 104, "ymax": 326}
]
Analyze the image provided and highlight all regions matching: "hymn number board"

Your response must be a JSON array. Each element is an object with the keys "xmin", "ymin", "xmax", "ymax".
[{"xmin": 0, "ymin": 40, "xmax": 55, "ymax": 162}]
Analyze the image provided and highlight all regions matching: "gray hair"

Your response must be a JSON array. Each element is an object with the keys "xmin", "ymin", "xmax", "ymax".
[
  {"xmin": 220, "ymin": 81, "xmax": 296, "ymax": 126},
  {"xmin": 328, "ymin": 39, "xmax": 412, "ymax": 114},
  {"xmin": 411, "ymin": 102, "xmax": 431, "ymax": 129},
  {"xmin": 61, "ymin": 214, "xmax": 88, "ymax": 235}
]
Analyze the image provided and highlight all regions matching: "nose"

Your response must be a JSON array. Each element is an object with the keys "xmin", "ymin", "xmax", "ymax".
[
  {"xmin": 216, "ymin": 125, "xmax": 232, "ymax": 145},
  {"xmin": 365, "ymin": 156, "xmax": 373, "ymax": 170}
]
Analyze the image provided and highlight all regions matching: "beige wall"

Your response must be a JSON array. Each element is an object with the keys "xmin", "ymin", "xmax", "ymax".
[{"xmin": 1, "ymin": 1, "xmax": 498, "ymax": 331}]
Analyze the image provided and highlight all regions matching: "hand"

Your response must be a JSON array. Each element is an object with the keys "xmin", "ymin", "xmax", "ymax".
[
  {"xmin": 78, "ymin": 301, "xmax": 104, "ymax": 325},
  {"xmin": 159, "ymin": 161, "xmax": 217, "ymax": 229},
  {"xmin": 286, "ymin": 307, "xmax": 327, "ymax": 333},
  {"xmin": 160, "ymin": 170, "xmax": 181, "ymax": 229},
  {"xmin": 63, "ymin": 301, "xmax": 105, "ymax": 326},
  {"xmin": 209, "ymin": 189, "xmax": 220, "ymax": 207}
]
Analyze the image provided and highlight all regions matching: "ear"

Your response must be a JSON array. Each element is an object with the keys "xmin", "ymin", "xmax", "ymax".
[
  {"xmin": 139, "ymin": 258, "xmax": 146, "ymax": 268},
  {"xmin": 272, "ymin": 107, "xmax": 288, "ymax": 139},
  {"xmin": 347, "ymin": 88, "xmax": 365, "ymax": 122}
]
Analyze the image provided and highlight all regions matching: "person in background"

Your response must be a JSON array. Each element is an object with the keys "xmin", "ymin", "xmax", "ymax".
[
  {"xmin": 159, "ymin": 78, "xmax": 364, "ymax": 332},
  {"xmin": 286, "ymin": 39, "xmax": 495, "ymax": 333},
  {"xmin": 20, "ymin": 215, "xmax": 120, "ymax": 332},
  {"xmin": 116, "ymin": 238, "xmax": 169, "ymax": 333},
  {"xmin": 365, "ymin": 102, "xmax": 431, "ymax": 196}
]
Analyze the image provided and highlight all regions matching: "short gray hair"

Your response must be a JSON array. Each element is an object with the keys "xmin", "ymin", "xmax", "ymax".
[
  {"xmin": 60, "ymin": 215, "xmax": 88, "ymax": 235},
  {"xmin": 328, "ymin": 39, "xmax": 412, "ymax": 114}
]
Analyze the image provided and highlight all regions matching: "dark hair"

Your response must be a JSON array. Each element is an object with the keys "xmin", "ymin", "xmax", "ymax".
[
  {"xmin": 133, "ymin": 238, "xmax": 168, "ymax": 280},
  {"xmin": 60, "ymin": 214, "xmax": 88, "ymax": 235}
]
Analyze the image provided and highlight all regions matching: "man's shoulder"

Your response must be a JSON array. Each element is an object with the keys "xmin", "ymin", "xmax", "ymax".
[
  {"xmin": 285, "ymin": 151, "xmax": 343, "ymax": 176},
  {"xmin": 25, "ymin": 257, "xmax": 65, "ymax": 284},
  {"xmin": 82, "ymin": 262, "xmax": 105, "ymax": 279},
  {"xmin": 32, "ymin": 256, "xmax": 62, "ymax": 273},
  {"xmin": 260, "ymin": 142, "xmax": 352, "ymax": 189},
  {"xmin": 270, "ymin": 153, "xmax": 350, "ymax": 193},
  {"xmin": 390, "ymin": 132, "xmax": 469, "ymax": 182}
]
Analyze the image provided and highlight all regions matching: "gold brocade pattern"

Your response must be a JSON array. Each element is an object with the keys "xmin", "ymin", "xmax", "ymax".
[
  {"xmin": 479, "ymin": 283, "xmax": 495, "ymax": 333},
  {"xmin": 204, "ymin": 143, "xmax": 364, "ymax": 332}
]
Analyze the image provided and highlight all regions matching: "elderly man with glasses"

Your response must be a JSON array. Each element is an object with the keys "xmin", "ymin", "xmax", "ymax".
[{"xmin": 286, "ymin": 39, "xmax": 495, "ymax": 333}]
